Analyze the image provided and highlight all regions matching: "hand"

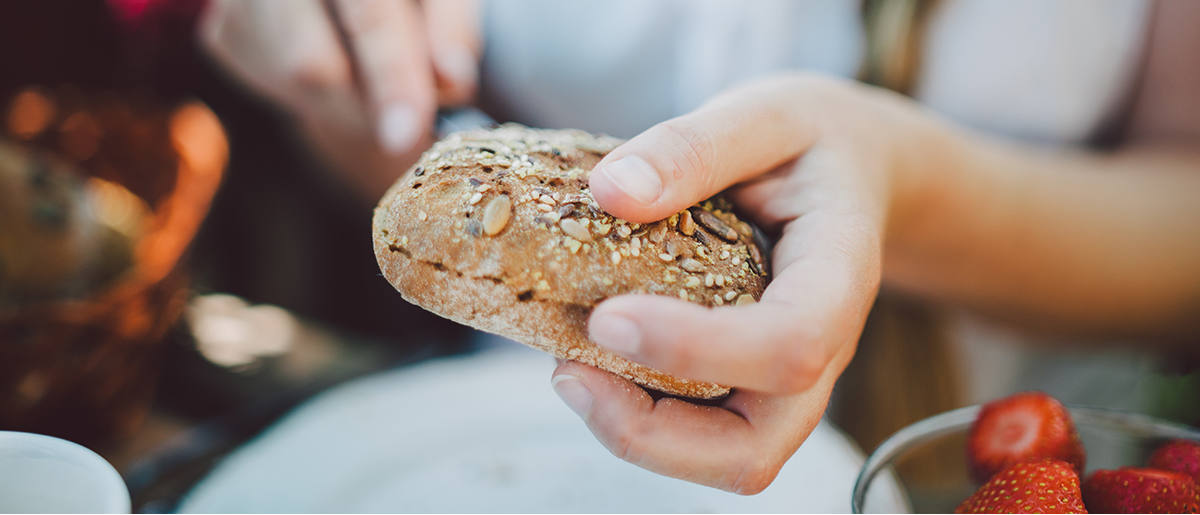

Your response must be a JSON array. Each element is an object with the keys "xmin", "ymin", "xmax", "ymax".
[
  {"xmin": 199, "ymin": 0, "xmax": 480, "ymax": 200},
  {"xmin": 552, "ymin": 74, "xmax": 946, "ymax": 493}
]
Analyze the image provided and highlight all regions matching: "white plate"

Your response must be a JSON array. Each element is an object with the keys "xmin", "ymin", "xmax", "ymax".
[
  {"xmin": 0, "ymin": 431, "xmax": 130, "ymax": 513},
  {"xmin": 181, "ymin": 339, "xmax": 906, "ymax": 513}
]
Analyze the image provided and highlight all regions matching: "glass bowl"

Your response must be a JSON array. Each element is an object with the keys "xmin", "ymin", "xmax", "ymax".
[{"xmin": 852, "ymin": 404, "xmax": 1200, "ymax": 513}]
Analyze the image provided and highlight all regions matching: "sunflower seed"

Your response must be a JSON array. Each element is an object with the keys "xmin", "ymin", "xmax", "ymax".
[
  {"xmin": 678, "ymin": 210, "xmax": 696, "ymax": 236},
  {"xmin": 690, "ymin": 208, "xmax": 739, "ymax": 242},
  {"xmin": 679, "ymin": 258, "xmax": 704, "ymax": 273},
  {"xmin": 481, "ymin": 195, "xmax": 512, "ymax": 235},
  {"xmin": 747, "ymin": 243, "xmax": 765, "ymax": 275},
  {"xmin": 560, "ymin": 218, "xmax": 592, "ymax": 241}
]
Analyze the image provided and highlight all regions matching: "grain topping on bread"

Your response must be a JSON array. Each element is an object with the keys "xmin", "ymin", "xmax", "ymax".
[{"xmin": 373, "ymin": 125, "xmax": 769, "ymax": 398}]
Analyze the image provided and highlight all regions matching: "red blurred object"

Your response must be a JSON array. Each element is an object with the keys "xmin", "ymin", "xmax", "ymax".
[
  {"xmin": 1083, "ymin": 468, "xmax": 1200, "ymax": 514},
  {"xmin": 1150, "ymin": 440, "xmax": 1200, "ymax": 485},
  {"xmin": 967, "ymin": 391, "xmax": 1086, "ymax": 482}
]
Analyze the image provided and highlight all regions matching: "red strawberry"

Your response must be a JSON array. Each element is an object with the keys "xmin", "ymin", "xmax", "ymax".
[
  {"xmin": 967, "ymin": 391, "xmax": 1085, "ymax": 481},
  {"xmin": 1150, "ymin": 440, "xmax": 1200, "ymax": 484},
  {"xmin": 955, "ymin": 459, "xmax": 1087, "ymax": 514},
  {"xmin": 1082, "ymin": 468, "xmax": 1200, "ymax": 513}
]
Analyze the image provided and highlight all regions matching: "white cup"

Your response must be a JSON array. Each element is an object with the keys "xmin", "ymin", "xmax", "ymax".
[{"xmin": 0, "ymin": 431, "xmax": 130, "ymax": 513}]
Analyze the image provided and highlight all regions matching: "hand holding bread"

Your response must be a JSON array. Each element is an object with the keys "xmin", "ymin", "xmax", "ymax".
[{"xmin": 374, "ymin": 74, "xmax": 933, "ymax": 493}]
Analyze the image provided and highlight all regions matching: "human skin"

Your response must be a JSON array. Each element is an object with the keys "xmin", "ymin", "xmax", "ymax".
[
  {"xmin": 198, "ymin": 0, "xmax": 479, "ymax": 202},
  {"xmin": 197, "ymin": 0, "xmax": 1200, "ymax": 495},
  {"xmin": 558, "ymin": 1, "xmax": 1200, "ymax": 494}
]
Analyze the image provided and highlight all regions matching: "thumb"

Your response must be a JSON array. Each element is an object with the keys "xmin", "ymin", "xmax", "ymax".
[{"xmin": 588, "ymin": 81, "xmax": 819, "ymax": 223}]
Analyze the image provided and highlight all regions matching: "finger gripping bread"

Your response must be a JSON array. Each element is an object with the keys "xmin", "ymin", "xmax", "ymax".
[{"xmin": 372, "ymin": 125, "xmax": 768, "ymax": 399}]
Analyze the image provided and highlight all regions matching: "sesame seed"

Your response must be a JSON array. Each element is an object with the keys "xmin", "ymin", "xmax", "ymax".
[
  {"xmin": 468, "ymin": 192, "xmax": 484, "ymax": 205},
  {"xmin": 724, "ymin": 290, "xmax": 738, "ymax": 301},
  {"xmin": 610, "ymin": 251, "xmax": 621, "ymax": 265},
  {"xmin": 417, "ymin": 211, "xmax": 428, "ymax": 221},
  {"xmin": 719, "ymin": 249, "xmax": 731, "ymax": 260},
  {"xmin": 704, "ymin": 274, "xmax": 715, "ymax": 287},
  {"xmin": 683, "ymin": 276, "xmax": 701, "ymax": 288},
  {"xmin": 564, "ymin": 238, "xmax": 582, "ymax": 253},
  {"xmin": 658, "ymin": 253, "xmax": 674, "ymax": 262},
  {"xmin": 536, "ymin": 203, "xmax": 554, "ymax": 212},
  {"xmin": 713, "ymin": 294, "xmax": 724, "ymax": 306}
]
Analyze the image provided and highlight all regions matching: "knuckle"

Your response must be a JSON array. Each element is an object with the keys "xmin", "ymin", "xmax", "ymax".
[
  {"xmin": 773, "ymin": 338, "xmax": 825, "ymax": 393},
  {"xmin": 730, "ymin": 455, "xmax": 782, "ymax": 495},
  {"xmin": 606, "ymin": 420, "xmax": 649, "ymax": 465},
  {"xmin": 337, "ymin": 0, "xmax": 396, "ymax": 34},
  {"xmin": 284, "ymin": 53, "xmax": 349, "ymax": 89},
  {"xmin": 654, "ymin": 119, "xmax": 715, "ymax": 186}
]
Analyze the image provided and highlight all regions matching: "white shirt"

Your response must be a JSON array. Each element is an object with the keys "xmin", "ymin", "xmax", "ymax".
[{"xmin": 482, "ymin": 0, "xmax": 1149, "ymax": 144}]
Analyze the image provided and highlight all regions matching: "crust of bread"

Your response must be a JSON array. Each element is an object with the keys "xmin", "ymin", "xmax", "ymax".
[{"xmin": 372, "ymin": 125, "xmax": 769, "ymax": 399}]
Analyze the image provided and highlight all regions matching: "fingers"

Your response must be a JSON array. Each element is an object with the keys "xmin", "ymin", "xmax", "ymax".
[
  {"xmin": 423, "ymin": 0, "xmax": 482, "ymax": 105},
  {"xmin": 200, "ymin": 0, "xmax": 354, "ymax": 110},
  {"xmin": 332, "ymin": 0, "xmax": 435, "ymax": 154},
  {"xmin": 588, "ymin": 160, "xmax": 882, "ymax": 392},
  {"xmin": 551, "ymin": 360, "xmax": 837, "ymax": 494},
  {"xmin": 588, "ymin": 79, "xmax": 821, "ymax": 223}
]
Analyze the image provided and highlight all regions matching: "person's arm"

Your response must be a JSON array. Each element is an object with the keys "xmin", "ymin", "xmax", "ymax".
[
  {"xmin": 555, "ymin": 54, "xmax": 1200, "ymax": 491},
  {"xmin": 886, "ymin": 0, "xmax": 1200, "ymax": 339},
  {"xmin": 886, "ymin": 135, "xmax": 1200, "ymax": 338}
]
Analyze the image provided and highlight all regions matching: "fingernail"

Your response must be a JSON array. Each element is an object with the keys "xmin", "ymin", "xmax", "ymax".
[
  {"xmin": 551, "ymin": 374, "xmax": 593, "ymax": 417},
  {"xmin": 595, "ymin": 156, "xmax": 662, "ymax": 205},
  {"xmin": 378, "ymin": 104, "xmax": 420, "ymax": 153},
  {"xmin": 589, "ymin": 313, "xmax": 641, "ymax": 356},
  {"xmin": 435, "ymin": 46, "xmax": 477, "ymax": 85}
]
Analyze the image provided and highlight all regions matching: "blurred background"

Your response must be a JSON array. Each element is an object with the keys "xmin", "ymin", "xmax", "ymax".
[
  {"xmin": 1, "ymin": 0, "xmax": 1198, "ymax": 512},
  {"xmin": 0, "ymin": 1, "xmax": 470, "ymax": 510}
]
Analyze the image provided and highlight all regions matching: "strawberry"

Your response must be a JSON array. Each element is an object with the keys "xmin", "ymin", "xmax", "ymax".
[
  {"xmin": 967, "ymin": 391, "xmax": 1085, "ymax": 481},
  {"xmin": 1150, "ymin": 440, "xmax": 1200, "ymax": 484},
  {"xmin": 955, "ymin": 459, "xmax": 1087, "ymax": 514},
  {"xmin": 1082, "ymin": 468, "xmax": 1200, "ymax": 513}
]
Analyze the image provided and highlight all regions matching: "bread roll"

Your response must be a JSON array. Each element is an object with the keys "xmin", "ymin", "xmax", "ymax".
[{"xmin": 373, "ymin": 125, "xmax": 768, "ymax": 398}]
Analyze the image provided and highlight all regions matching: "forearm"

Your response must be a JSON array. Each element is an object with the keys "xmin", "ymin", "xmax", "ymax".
[{"xmin": 885, "ymin": 129, "xmax": 1200, "ymax": 338}]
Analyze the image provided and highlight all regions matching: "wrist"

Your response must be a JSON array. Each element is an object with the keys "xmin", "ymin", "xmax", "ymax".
[{"xmin": 879, "ymin": 109, "xmax": 973, "ymax": 286}]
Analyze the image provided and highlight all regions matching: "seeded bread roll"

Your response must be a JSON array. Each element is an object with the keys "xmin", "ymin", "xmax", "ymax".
[{"xmin": 372, "ymin": 125, "xmax": 769, "ymax": 399}]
